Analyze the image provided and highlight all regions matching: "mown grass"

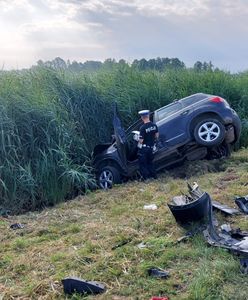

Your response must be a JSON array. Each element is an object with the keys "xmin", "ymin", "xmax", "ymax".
[{"xmin": 1, "ymin": 150, "xmax": 248, "ymax": 299}]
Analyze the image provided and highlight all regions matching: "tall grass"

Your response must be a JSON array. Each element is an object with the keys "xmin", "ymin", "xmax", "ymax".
[{"xmin": 0, "ymin": 66, "xmax": 247, "ymax": 213}]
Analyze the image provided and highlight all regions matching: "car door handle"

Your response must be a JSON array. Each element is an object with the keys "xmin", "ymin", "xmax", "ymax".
[{"xmin": 181, "ymin": 110, "xmax": 189, "ymax": 116}]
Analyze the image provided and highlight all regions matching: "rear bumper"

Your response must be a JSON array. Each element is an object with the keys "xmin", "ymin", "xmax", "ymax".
[
  {"xmin": 222, "ymin": 109, "xmax": 241, "ymax": 143},
  {"xmin": 231, "ymin": 111, "xmax": 242, "ymax": 143}
]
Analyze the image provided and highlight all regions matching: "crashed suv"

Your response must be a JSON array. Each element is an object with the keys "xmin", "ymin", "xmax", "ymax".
[{"xmin": 92, "ymin": 93, "xmax": 241, "ymax": 189}]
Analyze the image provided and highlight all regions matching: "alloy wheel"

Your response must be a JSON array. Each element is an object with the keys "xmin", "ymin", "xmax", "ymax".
[
  {"xmin": 198, "ymin": 121, "xmax": 221, "ymax": 143},
  {"xmin": 99, "ymin": 170, "xmax": 113, "ymax": 189}
]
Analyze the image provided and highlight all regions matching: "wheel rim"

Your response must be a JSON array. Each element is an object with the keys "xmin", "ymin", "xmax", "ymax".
[
  {"xmin": 99, "ymin": 170, "xmax": 113, "ymax": 189},
  {"xmin": 198, "ymin": 121, "xmax": 221, "ymax": 143}
]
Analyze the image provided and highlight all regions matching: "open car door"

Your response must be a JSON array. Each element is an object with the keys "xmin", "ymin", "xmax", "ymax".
[{"xmin": 113, "ymin": 104, "xmax": 128, "ymax": 171}]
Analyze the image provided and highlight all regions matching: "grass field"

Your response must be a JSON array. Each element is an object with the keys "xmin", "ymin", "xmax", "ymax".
[{"xmin": 1, "ymin": 149, "xmax": 248, "ymax": 300}]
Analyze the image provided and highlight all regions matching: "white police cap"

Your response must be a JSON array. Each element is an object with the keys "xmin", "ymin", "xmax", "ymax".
[{"xmin": 138, "ymin": 110, "xmax": 150, "ymax": 116}]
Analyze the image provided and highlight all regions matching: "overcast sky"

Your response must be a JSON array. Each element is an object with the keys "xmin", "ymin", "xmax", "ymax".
[{"xmin": 0, "ymin": 0, "xmax": 247, "ymax": 71}]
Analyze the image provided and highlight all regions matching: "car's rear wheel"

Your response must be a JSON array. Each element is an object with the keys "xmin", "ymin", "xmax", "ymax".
[
  {"xmin": 194, "ymin": 118, "xmax": 225, "ymax": 146},
  {"xmin": 98, "ymin": 166, "xmax": 121, "ymax": 189}
]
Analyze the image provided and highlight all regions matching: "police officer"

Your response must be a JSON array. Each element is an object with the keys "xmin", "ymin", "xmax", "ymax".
[{"xmin": 137, "ymin": 110, "xmax": 159, "ymax": 180}]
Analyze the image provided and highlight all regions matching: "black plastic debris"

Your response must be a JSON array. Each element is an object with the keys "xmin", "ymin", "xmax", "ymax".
[
  {"xmin": 240, "ymin": 258, "xmax": 248, "ymax": 274},
  {"xmin": 167, "ymin": 184, "xmax": 209, "ymax": 225},
  {"xmin": 212, "ymin": 200, "xmax": 240, "ymax": 216},
  {"xmin": 230, "ymin": 228, "xmax": 248, "ymax": 239},
  {"xmin": 169, "ymin": 183, "xmax": 248, "ymax": 274},
  {"xmin": 112, "ymin": 238, "xmax": 132, "ymax": 250},
  {"xmin": 10, "ymin": 223, "xmax": 24, "ymax": 230},
  {"xmin": 148, "ymin": 268, "xmax": 170, "ymax": 279},
  {"xmin": 62, "ymin": 277, "xmax": 106, "ymax": 295},
  {"xmin": 203, "ymin": 194, "xmax": 248, "ymax": 256},
  {"xmin": 235, "ymin": 196, "xmax": 248, "ymax": 214}
]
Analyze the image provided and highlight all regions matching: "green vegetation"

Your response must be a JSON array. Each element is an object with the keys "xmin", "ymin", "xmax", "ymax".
[
  {"xmin": 0, "ymin": 61, "xmax": 248, "ymax": 212},
  {"xmin": 0, "ymin": 151, "xmax": 248, "ymax": 299}
]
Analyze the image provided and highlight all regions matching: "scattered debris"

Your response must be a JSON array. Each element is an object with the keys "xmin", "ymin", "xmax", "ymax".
[
  {"xmin": 176, "ymin": 235, "xmax": 191, "ymax": 243},
  {"xmin": 62, "ymin": 277, "xmax": 106, "ymax": 295},
  {"xmin": 137, "ymin": 242, "xmax": 147, "ymax": 249},
  {"xmin": 144, "ymin": 204, "xmax": 158, "ymax": 210},
  {"xmin": 240, "ymin": 258, "xmax": 248, "ymax": 274},
  {"xmin": 112, "ymin": 238, "xmax": 132, "ymax": 250},
  {"xmin": 10, "ymin": 223, "xmax": 25, "ymax": 230},
  {"xmin": 169, "ymin": 183, "xmax": 248, "ymax": 276},
  {"xmin": 203, "ymin": 194, "xmax": 248, "ymax": 256},
  {"xmin": 220, "ymin": 224, "xmax": 232, "ymax": 233},
  {"xmin": 229, "ymin": 228, "xmax": 248, "ymax": 239},
  {"xmin": 235, "ymin": 237, "xmax": 248, "ymax": 250},
  {"xmin": 148, "ymin": 268, "xmax": 170, "ymax": 279},
  {"xmin": 150, "ymin": 297, "xmax": 169, "ymax": 300},
  {"xmin": 212, "ymin": 200, "xmax": 240, "ymax": 215},
  {"xmin": 235, "ymin": 196, "xmax": 248, "ymax": 214}
]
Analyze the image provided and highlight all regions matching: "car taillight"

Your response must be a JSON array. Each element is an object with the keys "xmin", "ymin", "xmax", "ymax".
[{"xmin": 210, "ymin": 96, "xmax": 224, "ymax": 103}]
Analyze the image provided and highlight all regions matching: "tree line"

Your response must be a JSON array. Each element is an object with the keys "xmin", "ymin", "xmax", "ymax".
[{"xmin": 35, "ymin": 57, "xmax": 214, "ymax": 72}]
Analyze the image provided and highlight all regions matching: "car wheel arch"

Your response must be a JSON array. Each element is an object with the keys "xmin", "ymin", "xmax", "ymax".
[
  {"xmin": 96, "ymin": 159, "xmax": 123, "ymax": 175},
  {"xmin": 188, "ymin": 112, "xmax": 223, "ymax": 137}
]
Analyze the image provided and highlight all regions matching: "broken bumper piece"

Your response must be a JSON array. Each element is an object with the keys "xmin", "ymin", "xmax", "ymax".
[
  {"xmin": 168, "ymin": 192, "xmax": 209, "ymax": 225},
  {"xmin": 62, "ymin": 277, "xmax": 106, "ymax": 295}
]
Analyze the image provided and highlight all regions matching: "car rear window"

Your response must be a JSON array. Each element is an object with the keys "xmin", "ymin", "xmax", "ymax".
[
  {"xmin": 181, "ymin": 93, "xmax": 207, "ymax": 107},
  {"xmin": 156, "ymin": 102, "xmax": 182, "ymax": 121}
]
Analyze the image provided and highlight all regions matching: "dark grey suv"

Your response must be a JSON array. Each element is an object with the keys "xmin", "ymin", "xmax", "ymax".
[{"xmin": 92, "ymin": 93, "xmax": 241, "ymax": 189}]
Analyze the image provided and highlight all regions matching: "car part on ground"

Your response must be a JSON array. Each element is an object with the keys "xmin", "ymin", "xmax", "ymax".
[
  {"xmin": 10, "ymin": 223, "xmax": 25, "ymax": 230},
  {"xmin": 203, "ymin": 196, "xmax": 248, "ymax": 256},
  {"xmin": 212, "ymin": 200, "xmax": 240, "ymax": 215},
  {"xmin": 229, "ymin": 228, "xmax": 248, "ymax": 239},
  {"xmin": 167, "ymin": 184, "xmax": 209, "ymax": 225},
  {"xmin": 235, "ymin": 196, "xmax": 248, "ymax": 214},
  {"xmin": 240, "ymin": 258, "xmax": 248, "ymax": 274},
  {"xmin": 168, "ymin": 183, "xmax": 248, "ymax": 275},
  {"xmin": 150, "ymin": 297, "xmax": 169, "ymax": 300},
  {"xmin": 62, "ymin": 277, "xmax": 106, "ymax": 295},
  {"xmin": 148, "ymin": 268, "xmax": 170, "ymax": 279}
]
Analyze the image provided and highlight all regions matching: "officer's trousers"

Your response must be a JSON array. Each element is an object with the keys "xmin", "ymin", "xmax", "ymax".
[{"xmin": 138, "ymin": 147, "xmax": 157, "ymax": 180}]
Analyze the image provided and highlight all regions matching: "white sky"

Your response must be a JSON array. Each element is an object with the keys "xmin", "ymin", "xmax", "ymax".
[{"xmin": 0, "ymin": 0, "xmax": 248, "ymax": 71}]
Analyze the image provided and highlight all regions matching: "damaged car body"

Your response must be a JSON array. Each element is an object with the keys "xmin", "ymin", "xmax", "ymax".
[{"xmin": 92, "ymin": 93, "xmax": 241, "ymax": 189}]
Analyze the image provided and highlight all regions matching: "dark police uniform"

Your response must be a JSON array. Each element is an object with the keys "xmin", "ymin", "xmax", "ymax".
[{"xmin": 138, "ymin": 121, "xmax": 158, "ymax": 180}]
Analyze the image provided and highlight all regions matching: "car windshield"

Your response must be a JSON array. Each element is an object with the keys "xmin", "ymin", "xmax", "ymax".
[{"xmin": 156, "ymin": 102, "xmax": 182, "ymax": 121}]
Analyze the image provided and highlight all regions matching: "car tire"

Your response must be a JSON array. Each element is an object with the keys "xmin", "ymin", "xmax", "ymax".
[
  {"xmin": 194, "ymin": 118, "xmax": 225, "ymax": 146},
  {"xmin": 97, "ymin": 166, "xmax": 121, "ymax": 189}
]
